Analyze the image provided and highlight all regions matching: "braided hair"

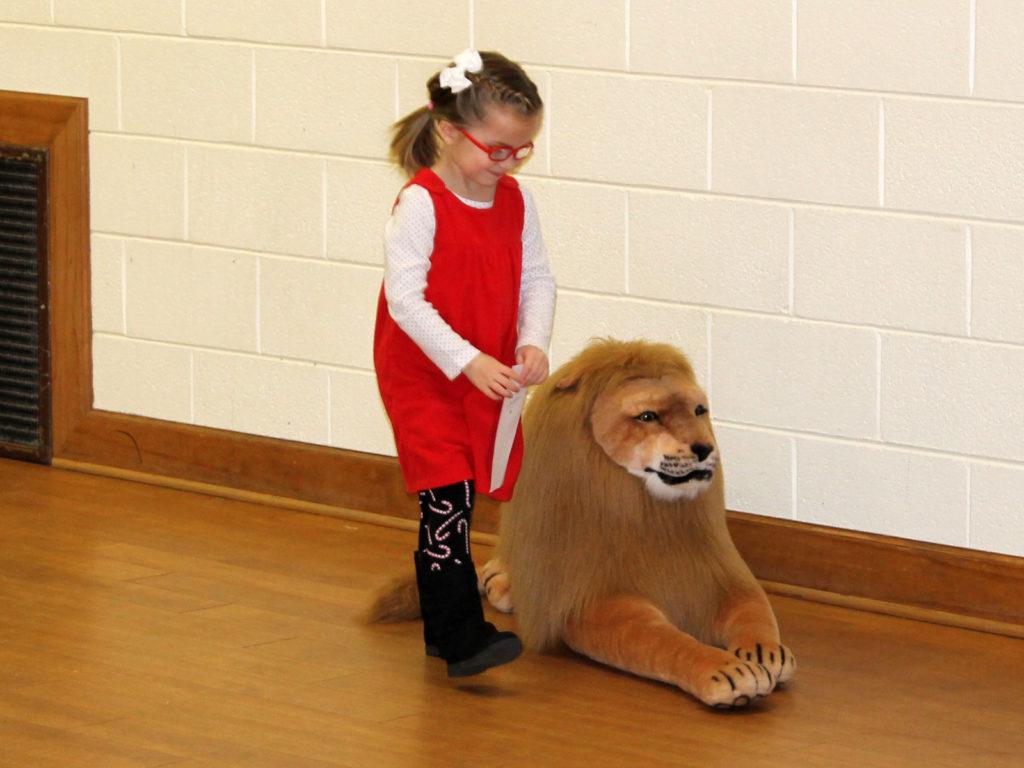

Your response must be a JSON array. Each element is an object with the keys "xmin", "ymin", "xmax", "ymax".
[{"xmin": 390, "ymin": 51, "xmax": 544, "ymax": 177}]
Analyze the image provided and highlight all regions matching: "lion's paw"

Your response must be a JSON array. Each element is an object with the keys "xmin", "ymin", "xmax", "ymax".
[
  {"xmin": 695, "ymin": 653, "xmax": 776, "ymax": 709},
  {"xmin": 730, "ymin": 642, "xmax": 796, "ymax": 685},
  {"xmin": 479, "ymin": 558, "xmax": 513, "ymax": 613}
]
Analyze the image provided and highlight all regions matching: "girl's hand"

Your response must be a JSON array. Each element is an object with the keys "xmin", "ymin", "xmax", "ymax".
[
  {"xmin": 515, "ymin": 345, "xmax": 549, "ymax": 387},
  {"xmin": 463, "ymin": 353, "xmax": 522, "ymax": 401}
]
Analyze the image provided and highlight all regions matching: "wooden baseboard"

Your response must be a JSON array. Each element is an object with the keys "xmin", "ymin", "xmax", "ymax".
[
  {"xmin": 48, "ymin": 454, "xmax": 1024, "ymax": 642},
  {"xmin": 761, "ymin": 581, "xmax": 1024, "ymax": 641},
  {"xmin": 727, "ymin": 513, "xmax": 1024, "ymax": 631},
  {"xmin": 51, "ymin": 412, "xmax": 1024, "ymax": 637},
  {"xmin": 55, "ymin": 408, "xmax": 418, "ymax": 526}
]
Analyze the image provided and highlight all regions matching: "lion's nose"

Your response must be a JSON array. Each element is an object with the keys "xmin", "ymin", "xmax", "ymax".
[{"xmin": 691, "ymin": 443, "xmax": 713, "ymax": 462}]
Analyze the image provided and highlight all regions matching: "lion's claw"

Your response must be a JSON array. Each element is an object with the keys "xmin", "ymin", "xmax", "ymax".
[
  {"xmin": 698, "ymin": 655, "xmax": 776, "ymax": 708},
  {"xmin": 479, "ymin": 559, "xmax": 514, "ymax": 613},
  {"xmin": 730, "ymin": 642, "xmax": 797, "ymax": 685}
]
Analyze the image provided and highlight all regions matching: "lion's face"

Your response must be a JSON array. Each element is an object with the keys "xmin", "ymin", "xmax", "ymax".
[{"xmin": 589, "ymin": 373, "xmax": 717, "ymax": 502}]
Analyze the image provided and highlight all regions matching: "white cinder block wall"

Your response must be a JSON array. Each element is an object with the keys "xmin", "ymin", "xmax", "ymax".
[{"xmin": 2, "ymin": 2, "xmax": 1023, "ymax": 557}]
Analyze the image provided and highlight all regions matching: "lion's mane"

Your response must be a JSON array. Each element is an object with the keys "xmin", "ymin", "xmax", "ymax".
[{"xmin": 497, "ymin": 339, "xmax": 745, "ymax": 652}]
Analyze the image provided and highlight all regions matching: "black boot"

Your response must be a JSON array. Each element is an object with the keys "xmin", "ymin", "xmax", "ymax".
[{"xmin": 414, "ymin": 551, "xmax": 522, "ymax": 677}]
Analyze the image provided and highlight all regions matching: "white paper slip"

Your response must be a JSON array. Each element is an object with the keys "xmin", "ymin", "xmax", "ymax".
[{"xmin": 490, "ymin": 364, "xmax": 527, "ymax": 492}]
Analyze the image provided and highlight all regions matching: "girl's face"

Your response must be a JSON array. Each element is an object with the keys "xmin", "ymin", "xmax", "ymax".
[{"xmin": 436, "ymin": 105, "xmax": 542, "ymax": 199}]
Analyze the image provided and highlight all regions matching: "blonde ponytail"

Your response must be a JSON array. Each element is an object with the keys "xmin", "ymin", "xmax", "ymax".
[{"xmin": 389, "ymin": 106, "xmax": 437, "ymax": 178}]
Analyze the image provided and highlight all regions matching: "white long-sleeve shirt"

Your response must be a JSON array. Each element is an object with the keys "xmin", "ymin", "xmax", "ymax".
[{"xmin": 382, "ymin": 183, "xmax": 557, "ymax": 380}]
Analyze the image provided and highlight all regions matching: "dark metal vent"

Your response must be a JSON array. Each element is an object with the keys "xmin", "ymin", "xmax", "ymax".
[{"xmin": 0, "ymin": 145, "xmax": 50, "ymax": 463}]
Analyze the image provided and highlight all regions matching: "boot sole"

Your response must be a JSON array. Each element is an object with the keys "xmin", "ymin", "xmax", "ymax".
[{"xmin": 446, "ymin": 636, "xmax": 523, "ymax": 678}]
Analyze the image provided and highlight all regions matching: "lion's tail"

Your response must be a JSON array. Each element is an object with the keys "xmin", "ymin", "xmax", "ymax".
[{"xmin": 362, "ymin": 574, "xmax": 421, "ymax": 624}]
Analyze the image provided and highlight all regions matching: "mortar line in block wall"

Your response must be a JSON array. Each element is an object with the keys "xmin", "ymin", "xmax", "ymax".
[
  {"xmin": 87, "ymin": 224, "xmax": 1024, "ymax": 354},
  {"xmin": 91, "ymin": 231, "xmax": 388, "ymax": 273},
  {"xmin": 714, "ymin": 418, "xmax": 1024, "ymax": 472},
  {"xmin": 514, "ymin": 175, "xmax": 1024, "ymax": 232},
  {"xmin": 624, "ymin": 0, "xmax": 630, "ymax": 71},
  {"xmin": 787, "ymin": 208, "xmax": 795, "ymax": 314},
  {"xmin": 970, "ymin": 0, "xmax": 977, "ymax": 95},
  {"xmin": 393, "ymin": 60, "xmax": 400, "ymax": 121},
  {"xmin": 791, "ymin": 0, "xmax": 798, "ymax": 82},
  {"xmin": 706, "ymin": 89, "xmax": 713, "ymax": 190},
  {"xmin": 875, "ymin": 331, "xmax": 882, "ymax": 441},
  {"xmin": 115, "ymin": 36, "xmax": 123, "ymax": 130},
  {"xmin": 966, "ymin": 464, "xmax": 973, "ymax": 547},
  {"xmin": 6, "ymin": 20, "xmax": 1024, "ymax": 109},
  {"xmin": 705, "ymin": 313, "xmax": 713, "ymax": 402},
  {"xmin": 256, "ymin": 257, "xmax": 262, "ymax": 354},
  {"xmin": 321, "ymin": 160, "xmax": 328, "ymax": 259},
  {"xmin": 182, "ymin": 147, "xmax": 189, "ymax": 239},
  {"xmin": 554, "ymin": 288, "xmax": 1024, "ymax": 354},
  {"xmin": 545, "ymin": 72, "xmax": 552, "ymax": 176},
  {"xmin": 251, "ymin": 51, "xmax": 257, "ymax": 143},
  {"xmin": 878, "ymin": 100, "xmax": 886, "ymax": 208},
  {"xmin": 120, "ymin": 240, "xmax": 128, "ymax": 335},
  {"xmin": 790, "ymin": 438, "xmax": 798, "ymax": 520},
  {"xmin": 965, "ymin": 225, "xmax": 974, "ymax": 337},
  {"xmin": 84, "ymin": 129, "xmax": 1024, "ymax": 231},
  {"xmin": 92, "ymin": 329, "xmax": 379, "ymax": 377},
  {"xmin": 623, "ymin": 192, "xmax": 630, "ymax": 293},
  {"xmin": 321, "ymin": 0, "xmax": 327, "ymax": 48}
]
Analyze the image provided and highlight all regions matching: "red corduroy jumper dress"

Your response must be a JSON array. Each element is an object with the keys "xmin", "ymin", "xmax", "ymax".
[{"xmin": 373, "ymin": 167, "xmax": 525, "ymax": 501}]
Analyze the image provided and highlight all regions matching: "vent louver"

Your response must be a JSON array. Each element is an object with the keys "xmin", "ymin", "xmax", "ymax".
[{"xmin": 0, "ymin": 146, "xmax": 50, "ymax": 463}]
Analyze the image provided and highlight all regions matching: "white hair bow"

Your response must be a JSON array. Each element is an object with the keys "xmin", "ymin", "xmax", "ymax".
[{"xmin": 439, "ymin": 49, "xmax": 483, "ymax": 94}]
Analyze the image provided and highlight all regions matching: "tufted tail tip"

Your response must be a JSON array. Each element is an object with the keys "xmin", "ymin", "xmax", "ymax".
[{"xmin": 362, "ymin": 574, "xmax": 421, "ymax": 624}]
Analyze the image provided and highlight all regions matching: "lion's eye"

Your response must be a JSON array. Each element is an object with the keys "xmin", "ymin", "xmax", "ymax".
[
  {"xmin": 695, "ymin": 405, "xmax": 708, "ymax": 417},
  {"xmin": 635, "ymin": 411, "xmax": 659, "ymax": 423}
]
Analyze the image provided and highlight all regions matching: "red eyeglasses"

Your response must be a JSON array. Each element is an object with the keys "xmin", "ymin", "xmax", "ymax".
[{"xmin": 455, "ymin": 126, "xmax": 534, "ymax": 162}]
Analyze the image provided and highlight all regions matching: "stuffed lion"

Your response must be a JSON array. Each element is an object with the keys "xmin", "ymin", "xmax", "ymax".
[{"xmin": 368, "ymin": 339, "xmax": 795, "ymax": 708}]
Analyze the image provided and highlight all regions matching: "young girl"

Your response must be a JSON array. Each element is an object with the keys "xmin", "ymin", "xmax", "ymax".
[{"xmin": 373, "ymin": 49, "xmax": 556, "ymax": 677}]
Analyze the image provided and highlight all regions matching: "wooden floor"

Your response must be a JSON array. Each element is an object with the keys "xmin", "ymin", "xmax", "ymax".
[{"xmin": 2, "ymin": 458, "xmax": 1023, "ymax": 768}]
